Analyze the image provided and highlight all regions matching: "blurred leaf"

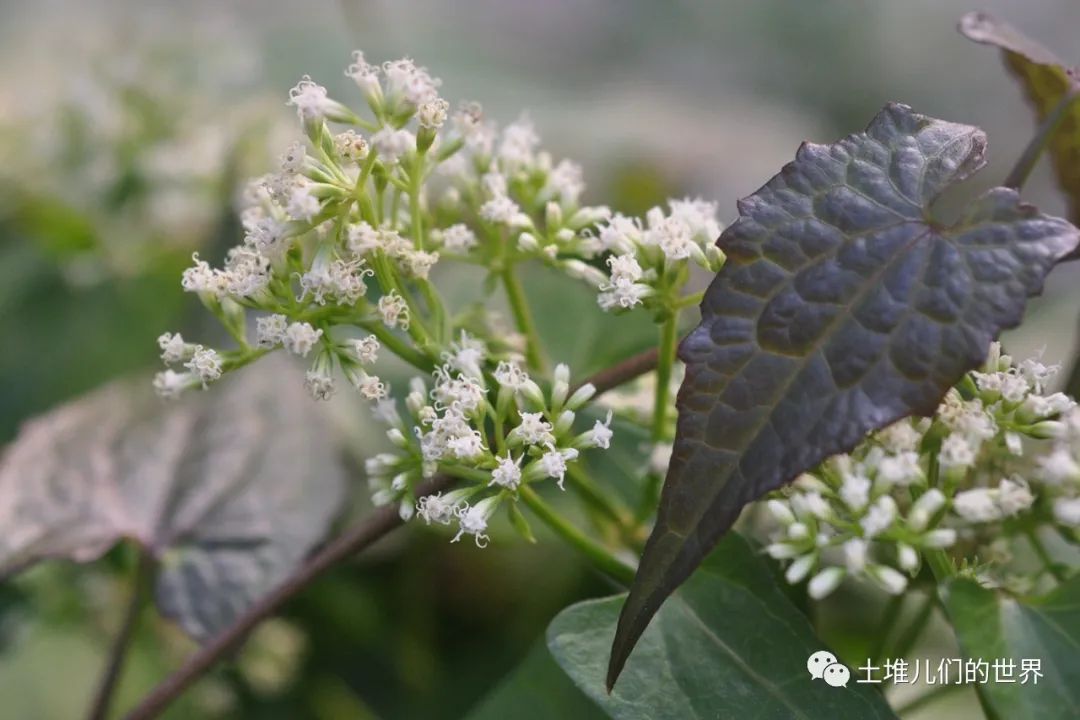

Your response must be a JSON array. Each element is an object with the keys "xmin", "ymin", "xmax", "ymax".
[
  {"xmin": 465, "ymin": 639, "xmax": 606, "ymax": 720},
  {"xmin": 959, "ymin": 11, "xmax": 1080, "ymax": 225},
  {"xmin": 549, "ymin": 533, "xmax": 897, "ymax": 719},
  {"xmin": 611, "ymin": 103, "xmax": 1080, "ymax": 687},
  {"xmin": 10, "ymin": 194, "xmax": 99, "ymax": 257},
  {"xmin": 0, "ymin": 358, "xmax": 345, "ymax": 641},
  {"xmin": 942, "ymin": 576, "xmax": 1080, "ymax": 720}
]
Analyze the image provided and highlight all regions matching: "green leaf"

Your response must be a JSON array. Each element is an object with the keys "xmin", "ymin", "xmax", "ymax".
[
  {"xmin": 942, "ymin": 576, "xmax": 1080, "ymax": 720},
  {"xmin": 0, "ymin": 358, "xmax": 345, "ymax": 641},
  {"xmin": 610, "ymin": 103, "xmax": 1080, "ymax": 687},
  {"xmin": 465, "ymin": 640, "xmax": 607, "ymax": 720},
  {"xmin": 550, "ymin": 533, "xmax": 897, "ymax": 719},
  {"xmin": 959, "ymin": 12, "xmax": 1080, "ymax": 227}
]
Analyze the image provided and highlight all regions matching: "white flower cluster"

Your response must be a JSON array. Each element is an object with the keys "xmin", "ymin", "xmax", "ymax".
[
  {"xmin": 364, "ymin": 340, "xmax": 612, "ymax": 547},
  {"xmin": 760, "ymin": 344, "xmax": 1078, "ymax": 599},
  {"xmin": 589, "ymin": 199, "xmax": 725, "ymax": 312}
]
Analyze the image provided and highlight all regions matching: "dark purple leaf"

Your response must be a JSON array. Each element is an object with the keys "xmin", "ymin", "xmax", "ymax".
[{"xmin": 608, "ymin": 103, "xmax": 1080, "ymax": 688}]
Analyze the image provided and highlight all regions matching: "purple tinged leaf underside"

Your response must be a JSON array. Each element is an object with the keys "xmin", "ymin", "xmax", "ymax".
[{"xmin": 607, "ymin": 102, "xmax": 1080, "ymax": 689}]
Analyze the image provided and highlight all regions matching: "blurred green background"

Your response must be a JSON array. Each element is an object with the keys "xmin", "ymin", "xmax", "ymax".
[{"xmin": 2, "ymin": 1, "xmax": 1079, "ymax": 718}]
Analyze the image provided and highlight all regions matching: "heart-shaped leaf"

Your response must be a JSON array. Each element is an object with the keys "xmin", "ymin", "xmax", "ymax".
[
  {"xmin": 465, "ymin": 640, "xmax": 607, "ymax": 720},
  {"xmin": 608, "ymin": 103, "xmax": 1080, "ymax": 687},
  {"xmin": 0, "ymin": 358, "xmax": 345, "ymax": 641},
  {"xmin": 553, "ymin": 533, "xmax": 897, "ymax": 719},
  {"xmin": 959, "ymin": 11, "xmax": 1080, "ymax": 228},
  {"xmin": 942, "ymin": 576, "xmax": 1080, "ymax": 720}
]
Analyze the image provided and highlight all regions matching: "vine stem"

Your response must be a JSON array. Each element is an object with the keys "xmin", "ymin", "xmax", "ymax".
[
  {"xmin": 1004, "ymin": 86, "xmax": 1080, "ymax": 191},
  {"xmin": 501, "ymin": 265, "xmax": 546, "ymax": 373},
  {"xmin": 652, "ymin": 314, "xmax": 679, "ymax": 441},
  {"xmin": 87, "ymin": 550, "xmax": 154, "ymax": 720},
  {"xmin": 123, "ymin": 348, "xmax": 660, "ymax": 720},
  {"xmin": 518, "ymin": 485, "xmax": 635, "ymax": 585},
  {"xmin": 124, "ymin": 475, "xmax": 452, "ymax": 720}
]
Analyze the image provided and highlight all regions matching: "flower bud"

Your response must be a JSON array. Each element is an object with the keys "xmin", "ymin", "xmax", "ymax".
[
  {"xmin": 785, "ymin": 554, "xmax": 817, "ymax": 584},
  {"xmin": 869, "ymin": 564, "xmax": 908, "ymax": 595},
  {"xmin": 908, "ymin": 488, "xmax": 945, "ymax": 531},
  {"xmin": 517, "ymin": 232, "xmax": 540, "ymax": 252},
  {"xmin": 808, "ymin": 567, "xmax": 845, "ymax": 599},
  {"xmin": 767, "ymin": 499, "xmax": 796, "ymax": 526},
  {"xmin": 545, "ymin": 201, "xmax": 563, "ymax": 229}
]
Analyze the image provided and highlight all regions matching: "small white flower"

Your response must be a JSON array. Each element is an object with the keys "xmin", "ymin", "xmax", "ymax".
[
  {"xmin": 185, "ymin": 347, "xmax": 223, "ymax": 385},
  {"xmin": 953, "ymin": 488, "xmax": 1001, "ymax": 523},
  {"xmin": 355, "ymin": 373, "xmax": 388, "ymax": 400},
  {"xmin": 606, "ymin": 254, "xmax": 643, "ymax": 283},
  {"xmin": 334, "ymin": 130, "xmax": 369, "ymax": 162},
  {"xmin": 539, "ymin": 445, "xmax": 578, "ymax": 489},
  {"xmin": 288, "ymin": 75, "xmax": 331, "ymax": 120},
  {"xmin": 939, "ymin": 434, "xmax": 976, "ymax": 470},
  {"xmin": 418, "ymin": 98, "xmax": 449, "ymax": 129},
  {"xmin": 280, "ymin": 141, "xmax": 307, "ymax": 174},
  {"xmin": 346, "ymin": 51, "xmax": 382, "ymax": 101},
  {"xmin": 437, "ymin": 224, "xmax": 478, "ymax": 253},
  {"xmin": 286, "ymin": 184, "xmax": 321, "ymax": 222},
  {"xmin": 348, "ymin": 335, "xmax": 380, "ymax": 365},
  {"xmin": 861, "ymin": 496, "xmax": 897, "ymax": 538},
  {"xmin": 346, "ymin": 222, "xmax": 383, "ymax": 256},
  {"xmin": 490, "ymin": 453, "xmax": 524, "ymax": 490},
  {"xmin": 283, "ymin": 322, "xmax": 323, "ymax": 358},
  {"xmin": 305, "ymin": 368, "xmax": 336, "ymax": 401},
  {"xmin": 597, "ymin": 277, "xmax": 652, "ymax": 311},
  {"xmin": 996, "ymin": 477, "xmax": 1034, "ymax": 516},
  {"xmin": 840, "ymin": 472, "xmax": 871, "ymax": 511},
  {"xmin": 372, "ymin": 127, "xmax": 415, "ymax": 164},
  {"xmin": 480, "ymin": 194, "xmax": 523, "ymax": 225},
  {"xmin": 378, "ymin": 291, "xmax": 410, "ymax": 329},
  {"xmin": 876, "ymin": 451, "xmax": 922, "ymax": 486},
  {"xmin": 181, "ymin": 253, "xmax": 226, "ymax": 297},
  {"xmin": 153, "ymin": 370, "xmax": 198, "ymax": 399},
  {"xmin": 401, "ymin": 250, "xmax": 440, "ymax": 280},
  {"xmin": 1036, "ymin": 447, "xmax": 1080, "ymax": 486},
  {"xmin": 586, "ymin": 410, "xmax": 615, "ymax": 449},
  {"xmin": 509, "ymin": 412, "xmax": 555, "ymax": 446},
  {"xmin": 453, "ymin": 496, "xmax": 498, "ymax": 548},
  {"xmin": 157, "ymin": 332, "xmax": 188, "ymax": 364},
  {"xmin": 383, "ymin": 57, "xmax": 441, "ymax": 108},
  {"xmin": 417, "ymin": 492, "xmax": 458, "ymax": 525},
  {"xmin": 256, "ymin": 314, "xmax": 289, "ymax": 348}
]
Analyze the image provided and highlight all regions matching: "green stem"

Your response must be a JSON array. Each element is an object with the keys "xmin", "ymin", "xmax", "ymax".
[
  {"xmin": 673, "ymin": 291, "xmax": 704, "ymax": 310},
  {"xmin": 502, "ymin": 264, "xmax": 546, "ymax": 372},
  {"xmin": 1004, "ymin": 86, "xmax": 1080, "ymax": 191},
  {"xmin": 358, "ymin": 321, "xmax": 434, "ymax": 372},
  {"xmin": 653, "ymin": 314, "xmax": 679, "ymax": 441},
  {"xmin": 409, "ymin": 153, "xmax": 426, "ymax": 250},
  {"xmin": 923, "ymin": 549, "xmax": 954, "ymax": 583},
  {"xmin": 888, "ymin": 590, "xmax": 936, "ymax": 668},
  {"xmin": 86, "ymin": 550, "xmax": 153, "ymax": 720},
  {"xmin": 565, "ymin": 464, "xmax": 639, "ymax": 548},
  {"xmin": 519, "ymin": 485, "xmax": 635, "ymax": 585},
  {"xmin": 1026, "ymin": 527, "xmax": 1066, "ymax": 582},
  {"xmin": 867, "ymin": 594, "xmax": 904, "ymax": 668}
]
